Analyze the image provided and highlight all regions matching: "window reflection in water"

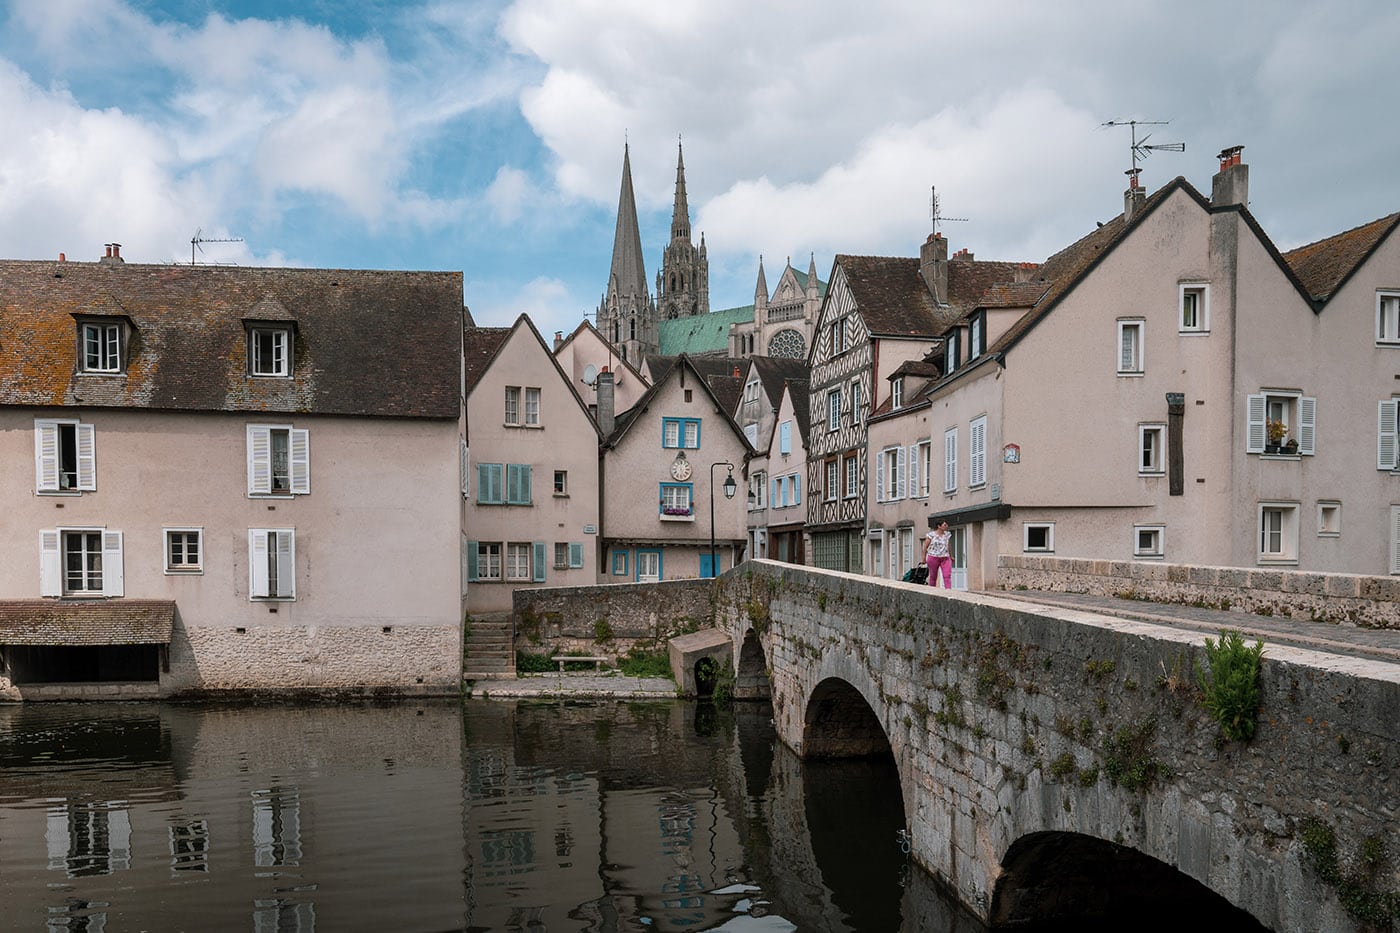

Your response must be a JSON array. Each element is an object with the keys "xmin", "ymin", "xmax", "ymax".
[
  {"xmin": 252, "ymin": 786, "xmax": 302, "ymax": 868},
  {"xmin": 46, "ymin": 804, "xmax": 130, "ymax": 878}
]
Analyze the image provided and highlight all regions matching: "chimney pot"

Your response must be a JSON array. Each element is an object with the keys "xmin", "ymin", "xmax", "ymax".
[
  {"xmin": 111, "ymin": 243, "xmax": 121, "ymax": 260},
  {"xmin": 104, "ymin": 244, "xmax": 112, "ymax": 258}
]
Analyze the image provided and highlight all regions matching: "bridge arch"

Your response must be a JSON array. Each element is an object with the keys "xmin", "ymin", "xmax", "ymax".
[
  {"xmin": 991, "ymin": 831, "xmax": 1270, "ymax": 929},
  {"xmin": 803, "ymin": 677, "xmax": 892, "ymax": 758},
  {"xmin": 735, "ymin": 629, "xmax": 770, "ymax": 699}
]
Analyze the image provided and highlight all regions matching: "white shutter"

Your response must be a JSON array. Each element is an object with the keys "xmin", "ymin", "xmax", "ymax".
[
  {"xmin": 102, "ymin": 531, "xmax": 123, "ymax": 597},
  {"xmin": 461, "ymin": 536, "xmax": 472, "ymax": 595},
  {"xmin": 289, "ymin": 428, "xmax": 310, "ymax": 494},
  {"xmin": 1379, "ymin": 400, "xmax": 1398, "ymax": 470},
  {"xmin": 40, "ymin": 530, "xmax": 61, "ymax": 596},
  {"xmin": 76, "ymin": 423, "xmax": 96, "ymax": 491},
  {"xmin": 247, "ymin": 426, "xmax": 272, "ymax": 495},
  {"xmin": 35, "ymin": 422, "xmax": 60, "ymax": 492},
  {"xmin": 1297, "ymin": 396, "xmax": 1316, "ymax": 456},
  {"xmin": 249, "ymin": 530, "xmax": 270, "ymax": 597},
  {"xmin": 460, "ymin": 441, "xmax": 470, "ymax": 497},
  {"xmin": 907, "ymin": 445, "xmax": 920, "ymax": 498},
  {"xmin": 970, "ymin": 419, "xmax": 986, "ymax": 487},
  {"xmin": 1392, "ymin": 507, "xmax": 1400, "ymax": 575},
  {"xmin": 896, "ymin": 446, "xmax": 907, "ymax": 500},
  {"xmin": 1246, "ymin": 394, "xmax": 1266, "ymax": 453},
  {"xmin": 276, "ymin": 531, "xmax": 296, "ymax": 598},
  {"xmin": 944, "ymin": 429, "xmax": 957, "ymax": 493},
  {"xmin": 875, "ymin": 450, "xmax": 886, "ymax": 502}
]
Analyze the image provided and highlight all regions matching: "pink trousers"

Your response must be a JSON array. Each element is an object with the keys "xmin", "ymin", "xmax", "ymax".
[{"xmin": 926, "ymin": 555, "xmax": 952, "ymax": 587}]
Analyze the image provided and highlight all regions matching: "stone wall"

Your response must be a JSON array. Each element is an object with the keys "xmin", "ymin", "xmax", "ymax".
[
  {"xmin": 714, "ymin": 560, "xmax": 1400, "ymax": 933},
  {"xmin": 998, "ymin": 554, "xmax": 1400, "ymax": 630},
  {"xmin": 511, "ymin": 579, "xmax": 716, "ymax": 661}
]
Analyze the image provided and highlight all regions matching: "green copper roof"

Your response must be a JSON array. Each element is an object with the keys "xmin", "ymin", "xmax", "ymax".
[{"xmin": 657, "ymin": 304, "xmax": 754, "ymax": 355}]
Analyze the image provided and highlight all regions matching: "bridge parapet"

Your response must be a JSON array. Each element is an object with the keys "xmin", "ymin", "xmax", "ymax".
[{"xmin": 714, "ymin": 560, "xmax": 1400, "ymax": 932}]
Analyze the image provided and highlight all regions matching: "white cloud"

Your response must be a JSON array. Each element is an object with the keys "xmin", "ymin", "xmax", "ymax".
[{"xmin": 470, "ymin": 276, "xmax": 587, "ymax": 338}]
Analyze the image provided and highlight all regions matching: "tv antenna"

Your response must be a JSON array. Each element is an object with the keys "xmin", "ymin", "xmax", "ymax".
[
  {"xmin": 190, "ymin": 228, "xmax": 244, "ymax": 265},
  {"xmin": 1102, "ymin": 119, "xmax": 1184, "ymax": 178},
  {"xmin": 930, "ymin": 186, "xmax": 967, "ymax": 235}
]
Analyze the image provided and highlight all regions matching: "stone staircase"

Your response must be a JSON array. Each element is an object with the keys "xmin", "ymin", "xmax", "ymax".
[{"xmin": 463, "ymin": 615, "xmax": 515, "ymax": 679}]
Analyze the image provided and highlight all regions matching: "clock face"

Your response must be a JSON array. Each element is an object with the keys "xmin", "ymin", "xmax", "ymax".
[{"xmin": 670, "ymin": 458, "xmax": 692, "ymax": 481}]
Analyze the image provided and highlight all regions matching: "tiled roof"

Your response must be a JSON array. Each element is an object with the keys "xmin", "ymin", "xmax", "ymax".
[
  {"xmin": 836, "ymin": 255, "xmax": 949, "ymax": 337},
  {"xmin": 976, "ymin": 280, "xmax": 1049, "ymax": 310},
  {"xmin": 707, "ymin": 374, "xmax": 743, "ymax": 414},
  {"xmin": 1282, "ymin": 212, "xmax": 1400, "ymax": 302},
  {"xmin": 788, "ymin": 379, "xmax": 811, "ymax": 449},
  {"xmin": 945, "ymin": 259, "xmax": 1039, "ymax": 318},
  {"xmin": 462, "ymin": 326, "xmax": 511, "ymax": 395},
  {"xmin": 889, "ymin": 359, "xmax": 942, "ymax": 379},
  {"xmin": 0, "ymin": 260, "xmax": 464, "ymax": 419},
  {"xmin": 658, "ymin": 304, "xmax": 754, "ymax": 356},
  {"xmin": 0, "ymin": 599, "xmax": 175, "ymax": 644},
  {"xmin": 750, "ymin": 356, "xmax": 809, "ymax": 409}
]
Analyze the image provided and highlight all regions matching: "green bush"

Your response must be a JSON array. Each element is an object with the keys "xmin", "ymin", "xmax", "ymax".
[
  {"xmin": 1196, "ymin": 629, "xmax": 1264, "ymax": 742},
  {"xmin": 515, "ymin": 650, "xmax": 554, "ymax": 673},
  {"xmin": 618, "ymin": 648, "xmax": 672, "ymax": 679}
]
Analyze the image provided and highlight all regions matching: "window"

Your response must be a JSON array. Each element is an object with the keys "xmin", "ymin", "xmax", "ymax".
[
  {"xmin": 40, "ymin": 529, "xmax": 124, "ymax": 597},
  {"xmin": 1117, "ymin": 320, "xmax": 1144, "ymax": 374},
  {"xmin": 913, "ymin": 441, "xmax": 931, "ymax": 497},
  {"xmin": 827, "ymin": 389, "xmax": 841, "ymax": 431},
  {"xmin": 34, "ymin": 419, "xmax": 95, "ymax": 493},
  {"xmin": 568, "ymin": 543, "xmax": 584, "ymax": 568},
  {"xmin": 80, "ymin": 321, "xmax": 122, "ymax": 373},
  {"xmin": 247, "ymin": 425, "xmax": 309, "ymax": 496},
  {"xmin": 969, "ymin": 416, "xmax": 987, "ymax": 488},
  {"xmin": 1023, "ymin": 523, "xmax": 1054, "ymax": 553},
  {"xmin": 1139, "ymin": 424, "xmax": 1166, "ymax": 474},
  {"xmin": 636, "ymin": 550, "xmax": 661, "ymax": 582},
  {"xmin": 554, "ymin": 542, "xmax": 570, "ymax": 569},
  {"xmin": 877, "ymin": 446, "xmax": 905, "ymax": 502},
  {"xmin": 1317, "ymin": 501, "xmax": 1341, "ymax": 537},
  {"xmin": 476, "ymin": 542, "xmax": 503, "ymax": 580},
  {"xmin": 1378, "ymin": 292, "xmax": 1400, "ymax": 344},
  {"xmin": 790, "ymin": 472, "xmax": 802, "ymax": 504},
  {"xmin": 662, "ymin": 418, "xmax": 701, "ymax": 449},
  {"xmin": 830, "ymin": 317, "xmax": 848, "ymax": 354},
  {"xmin": 944, "ymin": 428, "xmax": 958, "ymax": 493},
  {"xmin": 524, "ymin": 387, "xmax": 540, "ymax": 426},
  {"xmin": 1133, "ymin": 525, "xmax": 1165, "ymax": 559},
  {"xmin": 850, "ymin": 379, "xmax": 863, "ymax": 425},
  {"xmin": 611, "ymin": 550, "xmax": 629, "ymax": 576},
  {"xmin": 749, "ymin": 472, "xmax": 767, "ymax": 510},
  {"xmin": 248, "ymin": 326, "xmax": 291, "ymax": 377},
  {"xmin": 660, "ymin": 483, "xmax": 693, "ymax": 517},
  {"xmin": 779, "ymin": 421, "xmax": 792, "ymax": 455},
  {"xmin": 553, "ymin": 470, "xmax": 568, "ymax": 496},
  {"xmin": 1258, "ymin": 503, "xmax": 1299, "ymax": 563},
  {"xmin": 969, "ymin": 312, "xmax": 985, "ymax": 359},
  {"xmin": 1379, "ymin": 399, "xmax": 1399, "ymax": 470},
  {"xmin": 249, "ymin": 529, "xmax": 295, "ymax": 599},
  {"xmin": 504, "ymin": 386, "xmax": 520, "ymax": 425},
  {"xmin": 1246, "ymin": 392, "xmax": 1315, "ymax": 455},
  {"xmin": 506, "ymin": 464, "xmax": 532, "ymax": 505},
  {"xmin": 944, "ymin": 330, "xmax": 961, "ymax": 374},
  {"xmin": 892, "ymin": 378, "xmax": 904, "ymax": 410},
  {"xmin": 506, "ymin": 543, "xmax": 533, "ymax": 581},
  {"xmin": 843, "ymin": 453, "xmax": 859, "ymax": 499},
  {"xmin": 824, "ymin": 459, "xmax": 838, "ymax": 502},
  {"xmin": 743, "ymin": 379, "xmax": 760, "ymax": 403},
  {"xmin": 460, "ymin": 441, "xmax": 470, "ymax": 498},
  {"xmin": 476, "ymin": 463, "xmax": 504, "ymax": 504},
  {"xmin": 1180, "ymin": 284, "xmax": 1209, "ymax": 333},
  {"xmin": 165, "ymin": 529, "xmax": 203, "ymax": 574}
]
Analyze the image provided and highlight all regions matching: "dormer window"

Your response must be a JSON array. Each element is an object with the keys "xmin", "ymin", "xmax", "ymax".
[
  {"xmin": 968, "ymin": 312, "xmax": 985, "ymax": 359},
  {"xmin": 943, "ymin": 328, "xmax": 962, "ymax": 374},
  {"xmin": 248, "ymin": 325, "xmax": 292, "ymax": 377},
  {"xmin": 75, "ymin": 317, "xmax": 130, "ymax": 374},
  {"xmin": 892, "ymin": 378, "xmax": 904, "ymax": 410}
]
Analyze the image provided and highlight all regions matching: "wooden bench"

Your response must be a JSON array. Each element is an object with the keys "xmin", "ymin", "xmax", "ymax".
[{"xmin": 551, "ymin": 655, "xmax": 609, "ymax": 672}]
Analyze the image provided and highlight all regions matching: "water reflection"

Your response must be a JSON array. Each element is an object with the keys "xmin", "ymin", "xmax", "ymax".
[{"xmin": 0, "ymin": 700, "xmax": 983, "ymax": 932}]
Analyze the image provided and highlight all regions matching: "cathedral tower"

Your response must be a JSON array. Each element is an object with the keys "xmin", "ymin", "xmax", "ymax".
[
  {"xmin": 596, "ymin": 143, "xmax": 657, "ymax": 363},
  {"xmin": 656, "ymin": 140, "xmax": 709, "ymax": 320}
]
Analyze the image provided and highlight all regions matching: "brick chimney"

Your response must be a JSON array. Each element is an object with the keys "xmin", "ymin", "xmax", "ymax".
[
  {"xmin": 1123, "ymin": 169, "xmax": 1146, "ymax": 221},
  {"xmin": 100, "ymin": 243, "xmax": 125, "ymax": 265},
  {"xmin": 919, "ymin": 233, "xmax": 948, "ymax": 305},
  {"xmin": 596, "ymin": 370, "xmax": 616, "ymax": 437},
  {"xmin": 553, "ymin": 331, "xmax": 563, "ymax": 351},
  {"xmin": 1212, "ymin": 145, "xmax": 1248, "ymax": 207}
]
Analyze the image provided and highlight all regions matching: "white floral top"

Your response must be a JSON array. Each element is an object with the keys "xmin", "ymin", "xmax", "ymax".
[{"xmin": 925, "ymin": 530, "xmax": 950, "ymax": 559}]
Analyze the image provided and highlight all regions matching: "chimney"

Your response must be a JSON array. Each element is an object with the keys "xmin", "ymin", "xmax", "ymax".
[
  {"xmin": 919, "ymin": 233, "xmax": 949, "ymax": 305},
  {"xmin": 100, "ymin": 243, "xmax": 125, "ymax": 265},
  {"xmin": 1211, "ymin": 145, "xmax": 1248, "ymax": 208},
  {"xmin": 1123, "ymin": 169, "xmax": 1146, "ymax": 221},
  {"xmin": 553, "ymin": 331, "xmax": 563, "ymax": 351},
  {"xmin": 596, "ymin": 370, "xmax": 616, "ymax": 437}
]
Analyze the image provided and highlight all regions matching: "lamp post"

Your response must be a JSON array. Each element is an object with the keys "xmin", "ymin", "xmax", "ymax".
[{"xmin": 709, "ymin": 461, "xmax": 736, "ymax": 578}]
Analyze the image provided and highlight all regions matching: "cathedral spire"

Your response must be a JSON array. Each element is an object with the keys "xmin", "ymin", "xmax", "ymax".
[
  {"xmin": 670, "ymin": 138, "xmax": 691, "ymax": 242},
  {"xmin": 754, "ymin": 254, "xmax": 768, "ymax": 306},
  {"xmin": 608, "ymin": 142, "xmax": 649, "ymax": 301}
]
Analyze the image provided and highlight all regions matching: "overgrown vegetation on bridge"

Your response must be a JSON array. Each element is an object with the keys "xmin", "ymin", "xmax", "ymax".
[{"xmin": 1196, "ymin": 629, "xmax": 1265, "ymax": 742}]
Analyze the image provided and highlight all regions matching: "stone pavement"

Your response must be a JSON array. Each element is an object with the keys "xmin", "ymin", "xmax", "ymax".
[
  {"xmin": 998, "ymin": 589, "xmax": 1400, "ymax": 665},
  {"xmin": 464, "ymin": 671, "xmax": 678, "ymax": 699}
]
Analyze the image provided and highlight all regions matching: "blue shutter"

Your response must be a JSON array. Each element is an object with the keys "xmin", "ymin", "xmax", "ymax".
[
  {"xmin": 779, "ymin": 421, "xmax": 791, "ymax": 455},
  {"xmin": 569, "ymin": 543, "xmax": 584, "ymax": 568},
  {"xmin": 793, "ymin": 473, "xmax": 801, "ymax": 503},
  {"xmin": 532, "ymin": 542, "xmax": 546, "ymax": 582},
  {"xmin": 466, "ymin": 540, "xmax": 478, "ymax": 581}
]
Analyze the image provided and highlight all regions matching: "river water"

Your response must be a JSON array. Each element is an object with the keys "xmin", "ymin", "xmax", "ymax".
[{"xmin": 0, "ymin": 699, "xmax": 986, "ymax": 932}]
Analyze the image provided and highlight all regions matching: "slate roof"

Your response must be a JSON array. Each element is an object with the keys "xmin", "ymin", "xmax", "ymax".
[
  {"xmin": 658, "ymin": 304, "xmax": 754, "ymax": 356},
  {"xmin": 0, "ymin": 599, "xmax": 175, "ymax": 644},
  {"xmin": 0, "ymin": 260, "xmax": 464, "ymax": 419},
  {"xmin": 462, "ymin": 327, "xmax": 511, "ymax": 395},
  {"xmin": 788, "ymin": 378, "xmax": 811, "ymax": 449},
  {"xmin": 836, "ymin": 255, "xmax": 947, "ymax": 337},
  {"xmin": 750, "ymin": 356, "xmax": 810, "ymax": 410},
  {"xmin": 1282, "ymin": 212, "xmax": 1400, "ymax": 302},
  {"xmin": 706, "ymin": 374, "xmax": 743, "ymax": 414}
]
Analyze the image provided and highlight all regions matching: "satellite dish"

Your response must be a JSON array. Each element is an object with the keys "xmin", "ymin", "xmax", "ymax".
[{"xmin": 582, "ymin": 363, "xmax": 598, "ymax": 386}]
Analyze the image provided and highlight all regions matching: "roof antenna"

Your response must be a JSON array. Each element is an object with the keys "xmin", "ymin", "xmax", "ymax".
[
  {"xmin": 1102, "ymin": 119, "xmax": 1184, "ymax": 184},
  {"xmin": 929, "ymin": 186, "xmax": 967, "ymax": 236},
  {"xmin": 190, "ymin": 228, "xmax": 244, "ymax": 265}
]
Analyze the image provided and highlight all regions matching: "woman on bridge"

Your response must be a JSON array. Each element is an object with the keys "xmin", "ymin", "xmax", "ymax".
[{"xmin": 922, "ymin": 520, "xmax": 952, "ymax": 588}]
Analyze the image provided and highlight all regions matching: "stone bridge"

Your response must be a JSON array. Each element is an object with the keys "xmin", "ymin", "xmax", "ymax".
[{"xmin": 712, "ymin": 560, "xmax": 1400, "ymax": 932}]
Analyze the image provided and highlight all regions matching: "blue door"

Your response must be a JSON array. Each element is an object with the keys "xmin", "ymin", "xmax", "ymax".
[{"xmin": 700, "ymin": 552, "xmax": 721, "ymax": 578}]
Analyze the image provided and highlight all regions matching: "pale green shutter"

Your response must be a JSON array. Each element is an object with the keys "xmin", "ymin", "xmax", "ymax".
[{"xmin": 532, "ymin": 542, "xmax": 546, "ymax": 582}]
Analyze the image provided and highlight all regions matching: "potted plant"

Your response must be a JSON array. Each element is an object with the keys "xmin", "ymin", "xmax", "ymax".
[
  {"xmin": 1284, "ymin": 436, "xmax": 1299, "ymax": 455},
  {"xmin": 1265, "ymin": 419, "xmax": 1287, "ymax": 454}
]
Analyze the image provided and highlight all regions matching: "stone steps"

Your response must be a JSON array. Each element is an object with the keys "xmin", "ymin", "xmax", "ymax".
[{"xmin": 464, "ymin": 618, "xmax": 515, "ymax": 678}]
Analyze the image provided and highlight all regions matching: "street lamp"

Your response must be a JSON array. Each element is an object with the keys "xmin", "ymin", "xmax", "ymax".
[{"xmin": 709, "ymin": 461, "xmax": 736, "ymax": 578}]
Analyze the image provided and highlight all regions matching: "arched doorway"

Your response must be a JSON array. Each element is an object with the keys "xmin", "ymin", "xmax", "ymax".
[
  {"xmin": 734, "ymin": 630, "xmax": 770, "ymax": 699},
  {"xmin": 992, "ymin": 831, "xmax": 1270, "ymax": 930}
]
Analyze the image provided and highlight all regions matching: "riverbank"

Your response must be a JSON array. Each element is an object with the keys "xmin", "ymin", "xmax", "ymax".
[{"xmin": 464, "ymin": 671, "xmax": 677, "ymax": 699}]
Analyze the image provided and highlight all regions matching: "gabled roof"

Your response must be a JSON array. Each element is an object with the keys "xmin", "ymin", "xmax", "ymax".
[
  {"xmin": 707, "ymin": 374, "xmax": 743, "ymax": 414},
  {"xmin": 657, "ymin": 303, "xmax": 755, "ymax": 355},
  {"xmin": 788, "ymin": 379, "xmax": 811, "ymax": 449},
  {"xmin": 835, "ymin": 255, "xmax": 949, "ymax": 337},
  {"xmin": 0, "ymin": 260, "xmax": 463, "ymax": 418},
  {"xmin": 749, "ymin": 356, "xmax": 810, "ymax": 410},
  {"xmin": 462, "ymin": 327, "xmax": 511, "ymax": 395},
  {"xmin": 555, "ymin": 317, "xmax": 648, "ymax": 387},
  {"xmin": 1282, "ymin": 212, "xmax": 1400, "ymax": 303},
  {"xmin": 605, "ymin": 354, "xmax": 751, "ymax": 453},
  {"xmin": 945, "ymin": 259, "xmax": 1039, "ymax": 319}
]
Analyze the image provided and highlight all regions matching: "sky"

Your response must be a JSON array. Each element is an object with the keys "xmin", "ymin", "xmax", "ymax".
[{"xmin": 1, "ymin": 0, "xmax": 1398, "ymax": 340}]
